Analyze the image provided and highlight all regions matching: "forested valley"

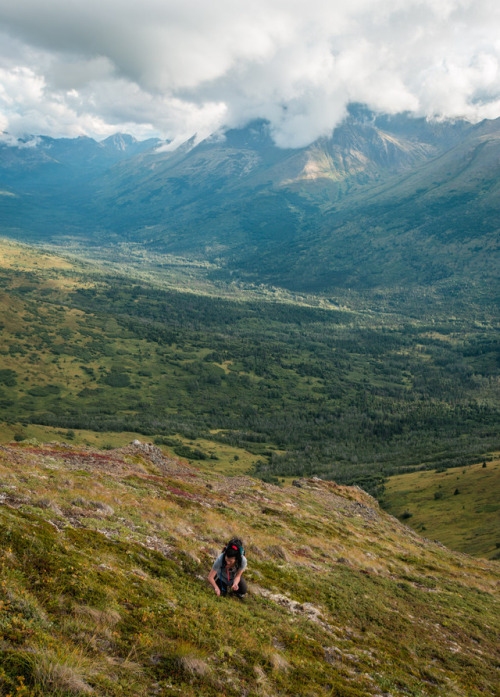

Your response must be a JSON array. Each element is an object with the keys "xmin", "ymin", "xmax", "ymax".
[{"xmin": 1, "ymin": 241, "xmax": 498, "ymax": 496}]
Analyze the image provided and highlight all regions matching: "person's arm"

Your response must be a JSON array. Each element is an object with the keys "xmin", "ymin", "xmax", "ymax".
[
  {"xmin": 208, "ymin": 568, "xmax": 220, "ymax": 596},
  {"xmin": 232, "ymin": 569, "xmax": 244, "ymax": 591},
  {"xmin": 232, "ymin": 559, "xmax": 247, "ymax": 591}
]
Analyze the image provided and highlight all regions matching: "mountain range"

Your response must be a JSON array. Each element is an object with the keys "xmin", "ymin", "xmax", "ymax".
[{"xmin": 1, "ymin": 106, "xmax": 499, "ymax": 294}]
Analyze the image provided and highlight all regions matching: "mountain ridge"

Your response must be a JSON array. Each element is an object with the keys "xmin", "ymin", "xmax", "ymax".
[{"xmin": 1, "ymin": 110, "xmax": 498, "ymax": 295}]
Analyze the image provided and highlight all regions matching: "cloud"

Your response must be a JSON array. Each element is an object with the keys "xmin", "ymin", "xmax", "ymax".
[{"xmin": 0, "ymin": 0, "xmax": 499, "ymax": 147}]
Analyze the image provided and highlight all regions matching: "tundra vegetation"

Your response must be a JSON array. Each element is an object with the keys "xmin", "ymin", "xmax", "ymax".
[{"xmin": 0, "ymin": 440, "xmax": 498, "ymax": 697}]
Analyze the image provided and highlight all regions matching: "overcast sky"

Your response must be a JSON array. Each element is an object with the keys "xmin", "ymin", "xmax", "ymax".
[{"xmin": 1, "ymin": 0, "xmax": 499, "ymax": 147}]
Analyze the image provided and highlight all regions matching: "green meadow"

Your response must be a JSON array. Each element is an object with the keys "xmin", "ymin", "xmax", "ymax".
[{"xmin": 381, "ymin": 456, "xmax": 500, "ymax": 560}]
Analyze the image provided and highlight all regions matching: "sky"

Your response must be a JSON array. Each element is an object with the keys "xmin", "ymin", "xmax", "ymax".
[{"xmin": 0, "ymin": 0, "xmax": 499, "ymax": 148}]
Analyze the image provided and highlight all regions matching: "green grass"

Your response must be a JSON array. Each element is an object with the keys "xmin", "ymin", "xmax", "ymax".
[
  {"xmin": 381, "ymin": 455, "xmax": 500, "ymax": 559},
  {"xmin": 0, "ymin": 441, "xmax": 498, "ymax": 696}
]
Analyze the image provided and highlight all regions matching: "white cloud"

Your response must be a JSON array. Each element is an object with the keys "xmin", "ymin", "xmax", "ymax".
[{"xmin": 0, "ymin": 0, "xmax": 499, "ymax": 146}]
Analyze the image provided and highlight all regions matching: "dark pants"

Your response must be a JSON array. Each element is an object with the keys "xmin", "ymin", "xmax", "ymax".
[{"xmin": 216, "ymin": 576, "xmax": 247, "ymax": 597}]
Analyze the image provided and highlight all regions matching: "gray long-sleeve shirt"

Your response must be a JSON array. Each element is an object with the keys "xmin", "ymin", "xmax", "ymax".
[{"xmin": 212, "ymin": 554, "xmax": 247, "ymax": 585}]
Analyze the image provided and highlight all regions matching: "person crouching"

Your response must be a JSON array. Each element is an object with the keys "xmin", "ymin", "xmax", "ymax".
[{"xmin": 208, "ymin": 538, "xmax": 247, "ymax": 598}]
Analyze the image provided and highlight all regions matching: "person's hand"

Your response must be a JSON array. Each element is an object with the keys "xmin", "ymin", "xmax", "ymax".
[
  {"xmin": 214, "ymin": 586, "xmax": 221, "ymax": 597},
  {"xmin": 232, "ymin": 582, "xmax": 239, "ymax": 592}
]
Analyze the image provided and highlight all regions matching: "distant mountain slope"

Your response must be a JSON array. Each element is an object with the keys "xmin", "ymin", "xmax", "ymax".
[
  {"xmin": 226, "ymin": 118, "xmax": 500, "ymax": 292},
  {"xmin": 381, "ymin": 456, "xmax": 500, "ymax": 560},
  {"xmin": 0, "ymin": 110, "xmax": 498, "ymax": 293},
  {"xmin": 0, "ymin": 133, "xmax": 160, "ymax": 191},
  {"xmin": 0, "ymin": 440, "xmax": 498, "ymax": 697}
]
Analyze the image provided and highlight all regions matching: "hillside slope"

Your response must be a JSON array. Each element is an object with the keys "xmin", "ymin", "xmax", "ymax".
[
  {"xmin": 381, "ymin": 456, "xmax": 500, "ymax": 560},
  {"xmin": 0, "ymin": 441, "xmax": 498, "ymax": 696}
]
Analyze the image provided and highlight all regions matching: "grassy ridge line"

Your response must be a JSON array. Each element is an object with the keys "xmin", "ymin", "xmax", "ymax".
[
  {"xmin": 0, "ymin": 423, "xmax": 258, "ymax": 478},
  {"xmin": 381, "ymin": 455, "xmax": 500, "ymax": 560},
  {"xmin": 0, "ymin": 441, "xmax": 498, "ymax": 697}
]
